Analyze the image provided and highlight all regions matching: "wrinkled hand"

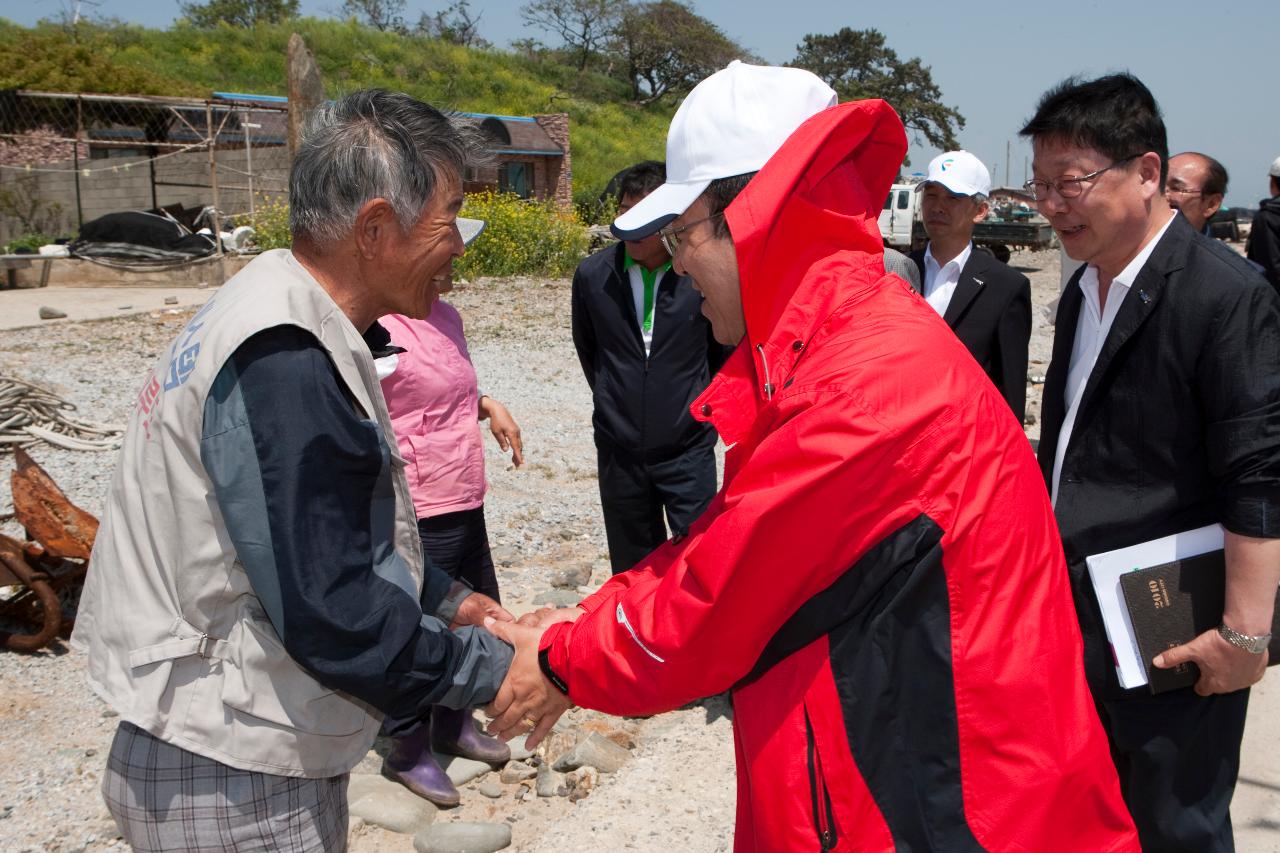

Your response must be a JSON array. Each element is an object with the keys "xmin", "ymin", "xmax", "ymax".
[
  {"xmin": 482, "ymin": 398, "xmax": 524, "ymax": 467},
  {"xmin": 450, "ymin": 592, "xmax": 513, "ymax": 630},
  {"xmin": 515, "ymin": 606, "xmax": 582, "ymax": 629},
  {"xmin": 1153, "ymin": 628, "xmax": 1268, "ymax": 696},
  {"xmin": 484, "ymin": 617, "xmax": 571, "ymax": 747}
]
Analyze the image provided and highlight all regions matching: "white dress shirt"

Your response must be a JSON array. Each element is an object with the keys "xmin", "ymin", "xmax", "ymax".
[
  {"xmin": 922, "ymin": 241, "xmax": 973, "ymax": 317},
  {"xmin": 1051, "ymin": 213, "xmax": 1176, "ymax": 505},
  {"xmin": 625, "ymin": 259, "xmax": 670, "ymax": 357}
]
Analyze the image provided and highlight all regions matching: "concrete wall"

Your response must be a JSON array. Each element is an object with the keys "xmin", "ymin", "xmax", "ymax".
[
  {"xmin": 2, "ymin": 111, "xmax": 572, "ymax": 244},
  {"xmin": 0, "ymin": 145, "xmax": 289, "ymax": 244},
  {"xmin": 5, "ymin": 253, "xmax": 254, "ymax": 289}
]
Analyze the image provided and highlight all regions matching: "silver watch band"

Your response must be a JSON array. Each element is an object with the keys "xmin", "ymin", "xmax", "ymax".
[{"xmin": 1217, "ymin": 623, "xmax": 1271, "ymax": 654}]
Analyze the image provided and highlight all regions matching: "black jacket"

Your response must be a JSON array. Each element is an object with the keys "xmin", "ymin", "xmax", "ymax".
[
  {"xmin": 1037, "ymin": 214, "xmax": 1280, "ymax": 697},
  {"xmin": 909, "ymin": 246, "xmax": 1032, "ymax": 422},
  {"xmin": 571, "ymin": 243, "xmax": 732, "ymax": 460},
  {"xmin": 1246, "ymin": 195, "xmax": 1280, "ymax": 295}
]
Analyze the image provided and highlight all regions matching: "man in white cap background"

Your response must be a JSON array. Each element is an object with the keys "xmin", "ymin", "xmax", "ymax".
[
  {"xmin": 484, "ymin": 61, "xmax": 1137, "ymax": 850},
  {"xmin": 1246, "ymin": 155, "xmax": 1280, "ymax": 294},
  {"xmin": 570, "ymin": 161, "xmax": 733, "ymax": 577},
  {"xmin": 908, "ymin": 150, "xmax": 1032, "ymax": 422}
]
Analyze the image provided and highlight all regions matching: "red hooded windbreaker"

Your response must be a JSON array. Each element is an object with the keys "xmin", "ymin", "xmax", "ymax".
[{"xmin": 541, "ymin": 100, "xmax": 1138, "ymax": 852}]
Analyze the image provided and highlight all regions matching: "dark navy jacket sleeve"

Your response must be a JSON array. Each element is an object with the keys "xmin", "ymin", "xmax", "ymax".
[{"xmin": 199, "ymin": 325, "xmax": 512, "ymax": 734}]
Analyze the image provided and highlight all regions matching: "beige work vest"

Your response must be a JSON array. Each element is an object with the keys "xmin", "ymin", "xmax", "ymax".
[{"xmin": 72, "ymin": 250, "xmax": 423, "ymax": 778}]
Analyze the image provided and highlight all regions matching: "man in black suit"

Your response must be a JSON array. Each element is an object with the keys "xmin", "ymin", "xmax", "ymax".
[
  {"xmin": 1023, "ymin": 73, "xmax": 1280, "ymax": 851},
  {"xmin": 572, "ymin": 161, "xmax": 733, "ymax": 574},
  {"xmin": 908, "ymin": 150, "xmax": 1031, "ymax": 422}
]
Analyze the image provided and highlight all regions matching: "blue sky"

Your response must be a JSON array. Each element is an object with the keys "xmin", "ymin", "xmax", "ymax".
[{"xmin": 11, "ymin": 0, "xmax": 1277, "ymax": 207}]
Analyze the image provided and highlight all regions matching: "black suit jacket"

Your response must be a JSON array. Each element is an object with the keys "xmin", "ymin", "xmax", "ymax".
[
  {"xmin": 1037, "ymin": 214, "xmax": 1280, "ymax": 696},
  {"xmin": 910, "ymin": 246, "xmax": 1031, "ymax": 422},
  {"xmin": 571, "ymin": 242, "xmax": 732, "ymax": 460}
]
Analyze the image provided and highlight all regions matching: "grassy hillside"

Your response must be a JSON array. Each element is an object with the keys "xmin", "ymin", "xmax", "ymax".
[{"xmin": 0, "ymin": 18, "xmax": 673, "ymax": 212}]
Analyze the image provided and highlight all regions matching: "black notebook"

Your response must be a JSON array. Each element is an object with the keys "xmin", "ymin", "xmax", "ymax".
[{"xmin": 1118, "ymin": 550, "xmax": 1280, "ymax": 694}]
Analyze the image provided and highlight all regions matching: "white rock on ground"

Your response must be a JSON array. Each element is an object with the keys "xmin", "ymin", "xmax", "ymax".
[
  {"xmin": 551, "ymin": 731, "xmax": 630, "ymax": 774},
  {"xmin": 414, "ymin": 821, "xmax": 512, "ymax": 853},
  {"xmin": 348, "ymin": 776, "xmax": 438, "ymax": 835},
  {"xmin": 440, "ymin": 754, "xmax": 494, "ymax": 786}
]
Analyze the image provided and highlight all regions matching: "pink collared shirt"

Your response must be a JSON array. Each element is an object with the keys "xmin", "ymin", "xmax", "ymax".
[{"xmin": 379, "ymin": 304, "xmax": 486, "ymax": 519}]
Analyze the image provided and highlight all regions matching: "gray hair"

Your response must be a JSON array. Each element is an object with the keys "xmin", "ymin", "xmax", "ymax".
[{"xmin": 289, "ymin": 89, "xmax": 486, "ymax": 244}]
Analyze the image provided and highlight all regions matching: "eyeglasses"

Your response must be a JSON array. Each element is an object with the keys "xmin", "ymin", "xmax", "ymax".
[
  {"xmin": 1023, "ymin": 154, "xmax": 1141, "ymax": 201},
  {"xmin": 1166, "ymin": 187, "xmax": 1204, "ymax": 197},
  {"xmin": 658, "ymin": 211, "xmax": 725, "ymax": 256}
]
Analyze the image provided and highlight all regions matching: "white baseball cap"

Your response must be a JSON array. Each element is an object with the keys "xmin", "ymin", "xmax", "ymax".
[
  {"xmin": 1269, "ymin": 156, "xmax": 1280, "ymax": 178},
  {"xmin": 458, "ymin": 217, "xmax": 485, "ymax": 247},
  {"xmin": 916, "ymin": 150, "xmax": 991, "ymax": 197},
  {"xmin": 611, "ymin": 61, "xmax": 837, "ymax": 240}
]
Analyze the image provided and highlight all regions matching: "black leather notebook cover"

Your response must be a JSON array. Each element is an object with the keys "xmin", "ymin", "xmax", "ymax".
[{"xmin": 1119, "ymin": 550, "xmax": 1280, "ymax": 694}]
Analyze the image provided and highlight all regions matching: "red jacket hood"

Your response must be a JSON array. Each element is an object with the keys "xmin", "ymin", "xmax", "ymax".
[
  {"xmin": 696, "ymin": 99, "xmax": 907, "ymax": 444},
  {"xmin": 730, "ymin": 98, "xmax": 906, "ymax": 351}
]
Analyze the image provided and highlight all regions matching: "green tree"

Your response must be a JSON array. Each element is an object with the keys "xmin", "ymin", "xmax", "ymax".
[
  {"xmin": 520, "ymin": 0, "xmax": 620, "ymax": 72},
  {"xmin": 790, "ymin": 27, "xmax": 963, "ymax": 151},
  {"xmin": 178, "ymin": 0, "xmax": 299, "ymax": 28},
  {"xmin": 615, "ymin": 1, "xmax": 745, "ymax": 105},
  {"xmin": 341, "ymin": 0, "xmax": 407, "ymax": 33},
  {"xmin": 417, "ymin": 0, "xmax": 488, "ymax": 48}
]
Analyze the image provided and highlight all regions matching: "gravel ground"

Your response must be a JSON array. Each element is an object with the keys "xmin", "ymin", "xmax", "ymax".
[{"xmin": 1, "ymin": 248, "xmax": 1277, "ymax": 852}]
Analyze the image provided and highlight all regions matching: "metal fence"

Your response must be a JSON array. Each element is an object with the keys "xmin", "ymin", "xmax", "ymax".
[{"xmin": 0, "ymin": 90, "xmax": 291, "ymax": 246}]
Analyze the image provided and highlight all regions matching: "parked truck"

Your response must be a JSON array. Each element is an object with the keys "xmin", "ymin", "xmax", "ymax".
[{"xmin": 879, "ymin": 181, "xmax": 1057, "ymax": 263}]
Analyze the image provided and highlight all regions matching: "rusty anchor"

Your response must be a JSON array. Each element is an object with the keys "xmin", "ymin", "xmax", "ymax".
[{"xmin": 0, "ymin": 447, "xmax": 98, "ymax": 652}]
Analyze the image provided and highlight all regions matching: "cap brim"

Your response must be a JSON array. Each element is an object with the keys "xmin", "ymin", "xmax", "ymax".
[
  {"xmin": 611, "ymin": 180, "xmax": 710, "ymax": 240},
  {"xmin": 458, "ymin": 217, "xmax": 485, "ymax": 247},
  {"xmin": 914, "ymin": 179, "xmax": 977, "ymax": 197}
]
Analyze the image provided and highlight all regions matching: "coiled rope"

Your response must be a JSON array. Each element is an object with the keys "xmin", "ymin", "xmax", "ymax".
[{"xmin": 0, "ymin": 376, "xmax": 124, "ymax": 452}]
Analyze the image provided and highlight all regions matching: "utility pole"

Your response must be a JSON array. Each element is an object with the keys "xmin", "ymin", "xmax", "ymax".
[
  {"xmin": 1005, "ymin": 140, "xmax": 1011, "ymax": 187},
  {"xmin": 64, "ymin": 0, "xmax": 100, "ymax": 27},
  {"xmin": 243, "ymin": 119, "xmax": 261, "ymax": 217}
]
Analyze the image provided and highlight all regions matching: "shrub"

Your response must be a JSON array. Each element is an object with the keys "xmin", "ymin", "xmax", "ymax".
[
  {"xmin": 233, "ymin": 194, "xmax": 291, "ymax": 250},
  {"xmin": 456, "ymin": 191, "xmax": 588, "ymax": 279},
  {"xmin": 3, "ymin": 233, "xmax": 58, "ymax": 254},
  {"xmin": 226, "ymin": 191, "xmax": 587, "ymax": 276}
]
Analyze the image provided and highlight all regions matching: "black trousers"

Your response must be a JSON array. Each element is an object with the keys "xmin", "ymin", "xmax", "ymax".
[
  {"xmin": 417, "ymin": 506, "xmax": 500, "ymax": 603},
  {"xmin": 596, "ymin": 441, "xmax": 718, "ymax": 574},
  {"xmin": 1096, "ymin": 686, "xmax": 1250, "ymax": 853}
]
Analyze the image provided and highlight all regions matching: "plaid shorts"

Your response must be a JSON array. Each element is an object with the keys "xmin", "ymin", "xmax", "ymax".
[{"xmin": 102, "ymin": 721, "xmax": 348, "ymax": 852}]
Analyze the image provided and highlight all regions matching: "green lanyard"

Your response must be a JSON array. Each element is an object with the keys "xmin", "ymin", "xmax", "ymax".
[{"xmin": 625, "ymin": 253, "xmax": 670, "ymax": 334}]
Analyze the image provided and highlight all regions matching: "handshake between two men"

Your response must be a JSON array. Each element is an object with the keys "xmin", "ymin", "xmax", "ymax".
[{"xmin": 474, "ymin": 606, "xmax": 582, "ymax": 748}]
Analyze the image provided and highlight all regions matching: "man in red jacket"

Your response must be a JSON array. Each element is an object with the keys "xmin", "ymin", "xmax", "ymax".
[{"xmin": 486, "ymin": 62, "xmax": 1138, "ymax": 851}]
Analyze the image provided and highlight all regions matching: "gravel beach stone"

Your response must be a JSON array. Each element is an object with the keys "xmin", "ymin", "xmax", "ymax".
[
  {"xmin": 551, "ymin": 732, "xmax": 630, "ymax": 774},
  {"xmin": 414, "ymin": 821, "xmax": 512, "ymax": 853},
  {"xmin": 349, "ymin": 782, "xmax": 438, "ymax": 835},
  {"xmin": 498, "ymin": 761, "xmax": 537, "ymax": 784}
]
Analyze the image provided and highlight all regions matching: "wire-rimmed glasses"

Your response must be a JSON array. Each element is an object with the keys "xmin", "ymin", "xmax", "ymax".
[
  {"xmin": 658, "ymin": 211, "xmax": 725, "ymax": 256},
  {"xmin": 1024, "ymin": 154, "xmax": 1141, "ymax": 202}
]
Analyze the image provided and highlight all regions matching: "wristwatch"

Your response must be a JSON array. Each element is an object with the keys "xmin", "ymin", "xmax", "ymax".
[
  {"xmin": 1217, "ymin": 623, "xmax": 1272, "ymax": 654},
  {"xmin": 538, "ymin": 646, "xmax": 570, "ymax": 695}
]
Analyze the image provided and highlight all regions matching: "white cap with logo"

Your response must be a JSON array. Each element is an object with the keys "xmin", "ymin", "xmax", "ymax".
[
  {"xmin": 916, "ymin": 150, "xmax": 991, "ymax": 197},
  {"xmin": 1269, "ymin": 155, "xmax": 1280, "ymax": 178},
  {"xmin": 611, "ymin": 61, "xmax": 837, "ymax": 240}
]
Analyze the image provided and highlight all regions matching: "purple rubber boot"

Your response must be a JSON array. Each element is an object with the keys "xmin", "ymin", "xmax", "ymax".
[
  {"xmin": 430, "ymin": 705, "xmax": 511, "ymax": 765},
  {"xmin": 382, "ymin": 721, "xmax": 460, "ymax": 808}
]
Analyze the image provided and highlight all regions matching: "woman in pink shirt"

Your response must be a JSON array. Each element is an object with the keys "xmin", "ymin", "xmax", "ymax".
[{"xmin": 374, "ymin": 218, "xmax": 524, "ymax": 807}]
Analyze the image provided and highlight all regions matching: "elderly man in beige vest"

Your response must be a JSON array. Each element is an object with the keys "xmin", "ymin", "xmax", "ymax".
[{"xmin": 72, "ymin": 90, "xmax": 515, "ymax": 852}]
